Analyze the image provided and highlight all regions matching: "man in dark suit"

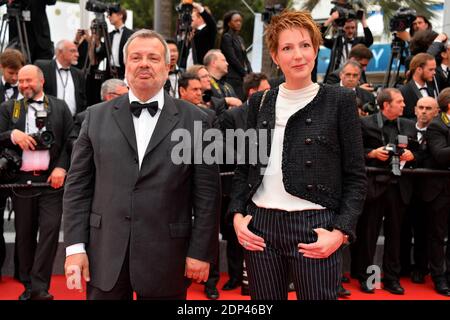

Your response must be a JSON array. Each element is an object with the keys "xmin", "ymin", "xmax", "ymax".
[
  {"xmin": 34, "ymin": 40, "xmax": 87, "ymax": 117},
  {"xmin": 0, "ymin": 65, "xmax": 73, "ymax": 300},
  {"xmin": 338, "ymin": 60, "xmax": 375, "ymax": 107},
  {"xmin": 7, "ymin": 0, "xmax": 56, "ymax": 62},
  {"xmin": 180, "ymin": 2, "xmax": 216, "ymax": 69},
  {"xmin": 164, "ymin": 39, "xmax": 183, "ymax": 98},
  {"xmin": 351, "ymin": 88, "xmax": 418, "ymax": 295},
  {"xmin": 96, "ymin": 7, "xmax": 134, "ymax": 79},
  {"xmin": 325, "ymin": 44, "xmax": 373, "ymax": 88},
  {"xmin": 0, "ymin": 48, "xmax": 25, "ymax": 103},
  {"xmin": 400, "ymin": 53, "xmax": 438, "ymax": 119},
  {"xmin": 63, "ymin": 30, "xmax": 221, "ymax": 300},
  {"xmin": 423, "ymin": 88, "xmax": 450, "ymax": 296},
  {"xmin": 322, "ymin": 10, "xmax": 373, "ymax": 81},
  {"xmin": 426, "ymin": 36, "xmax": 450, "ymax": 92}
]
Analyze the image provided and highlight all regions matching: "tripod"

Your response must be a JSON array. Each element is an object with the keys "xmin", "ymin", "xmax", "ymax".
[
  {"xmin": 324, "ymin": 26, "xmax": 345, "ymax": 83},
  {"xmin": 383, "ymin": 32, "xmax": 407, "ymax": 88},
  {"xmin": 0, "ymin": 6, "xmax": 31, "ymax": 63},
  {"xmin": 175, "ymin": 4, "xmax": 193, "ymax": 69},
  {"xmin": 82, "ymin": 12, "xmax": 118, "ymax": 80}
]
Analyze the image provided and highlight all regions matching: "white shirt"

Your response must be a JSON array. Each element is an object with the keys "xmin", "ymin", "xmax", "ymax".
[
  {"xmin": 17, "ymin": 96, "xmax": 51, "ymax": 172},
  {"xmin": 55, "ymin": 60, "xmax": 77, "ymax": 116},
  {"xmin": 252, "ymin": 83, "xmax": 325, "ymax": 212},
  {"xmin": 2, "ymin": 76, "xmax": 22, "ymax": 101},
  {"xmin": 66, "ymin": 88, "xmax": 165, "ymax": 257},
  {"xmin": 111, "ymin": 25, "xmax": 124, "ymax": 67}
]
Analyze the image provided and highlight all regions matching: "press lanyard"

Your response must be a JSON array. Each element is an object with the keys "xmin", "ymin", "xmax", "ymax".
[{"xmin": 57, "ymin": 69, "xmax": 69, "ymax": 100}]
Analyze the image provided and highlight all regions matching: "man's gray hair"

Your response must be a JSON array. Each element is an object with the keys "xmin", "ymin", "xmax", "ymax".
[
  {"xmin": 55, "ymin": 39, "xmax": 71, "ymax": 52},
  {"xmin": 100, "ymin": 78, "xmax": 127, "ymax": 101},
  {"xmin": 122, "ymin": 29, "xmax": 170, "ymax": 65},
  {"xmin": 203, "ymin": 49, "xmax": 222, "ymax": 67},
  {"xmin": 340, "ymin": 60, "xmax": 362, "ymax": 74}
]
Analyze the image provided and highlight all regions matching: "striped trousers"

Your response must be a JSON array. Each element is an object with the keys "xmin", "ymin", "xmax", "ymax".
[{"xmin": 245, "ymin": 202, "xmax": 342, "ymax": 300}]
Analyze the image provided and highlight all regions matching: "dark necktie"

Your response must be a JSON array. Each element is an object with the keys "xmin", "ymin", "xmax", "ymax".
[
  {"xmin": 419, "ymin": 87, "xmax": 433, "ymax": 97},
  {"xmin": 59, "ymin": 68, "xmax": 70, "ymax": 72},
  {"xmin": 112, "ymin": 29, "xmax": 120, "ymax": 35},
  {"xmin": 4, "ymin": 82, "xmax": 12, "ymax": 89},
  {"xmin": 130, "ymin": 101, "xmax": 158, "ymax": 117}
]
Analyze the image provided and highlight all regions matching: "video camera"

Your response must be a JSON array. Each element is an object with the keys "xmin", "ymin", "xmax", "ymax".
[
  {"xmin": 86, "ymin": 0, "xmax": 121, "ymax": 15},
  {"xmin": 361, "ymin": 101, "xmax": 378, "ymax": 114},
  {"xmin": 262, "ymin": 4, "xmax": 284, "ymax": 24},
  {"xmin": 330, "ymin": 0, "xmax": 364, "ymax": 27},
  {"xmin": 384, "ymin": 135, "xmax": 408, "ymax": 176},
  {"xmin": 389, "ymin": 7, "xmax": 417, "ymax": 32},
  {"xmin": 29, "ymin": 110, "xmax": 54, "ymax": 150},
  {"xmin": 0, "ymin": 148, "xmax": 21, "ymax": 182},
  {"xmin": 175, "ymin": 0, "xmax": 194, "ymax": 32}
]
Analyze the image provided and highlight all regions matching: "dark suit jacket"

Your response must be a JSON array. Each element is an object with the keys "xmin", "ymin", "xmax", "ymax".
[
  {"xmin": 191, "ymin": 10, "xmax": 217, "ymax": 65},
  {"xmin": 356, "ymin": 87, "xmax": 375, "ymax": 106},
  {"xmin": 63, "ymin": 92, "xmax": 221, "ymax": 297},
  {"xmin": 422, "ymin": 113, "xmax": 450, "ymax": 201},
  {"xmin": 400, "ymin": 80, "xmax": 438, "ymax": 120},
  {"xmin": 360, "ymin": 113, "xmax": 418, "ymax": 203},
  {"xmin": 97, "ymin": 27, "xmax": 134, "ymax": 79},
  {"xmin": 0, "ymin": 95, "xmax": 74, "ymax": 175},
  {"xmin": 220, "ymin": 31, "xmax": 252, "ymax": 80},
  {"xmin": 34, "ymin": 59, "xmax": 87, "ymax": 115},
  {"xmin": 228, "ymin": 85, "xmax": 367, "ymax": 242},
  {"xmin": 0, "ymin": 82, "xmax": 19, "ymax": 104}
]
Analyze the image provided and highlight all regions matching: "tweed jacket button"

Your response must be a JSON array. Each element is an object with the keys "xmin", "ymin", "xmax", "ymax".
[
  {"xmin": 305, "ymin": 138, "xmax": 312, "ymax": 145},
  {"xmin": 305, "ymin": 118, "xmax": 312, "ymax": 125},
  {"xmin": 125, "ymin": 216, "xmax": 131, "ymax": 221},
  {"xmin": 306, "ymin": 184, "xmax": 314, "ymax": 191},
  {"xmin": 248, "ymin": 183, "xmax": 253, "ymax": 188},
  {"xmin": 262, "ymin": 120, "xmax": 268, "ymax": 126},
  {"xmin": 305, "ymin": 160, "xmax": 312, "ymax": 167}
]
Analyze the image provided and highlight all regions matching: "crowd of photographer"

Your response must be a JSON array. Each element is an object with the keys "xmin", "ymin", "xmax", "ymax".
[{"xmin": 0, "ymin": 0, "xmax": 450, "ymax": 301}]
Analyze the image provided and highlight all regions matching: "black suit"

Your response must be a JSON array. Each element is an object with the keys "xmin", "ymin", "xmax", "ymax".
[
  {"xmin": 34, "ymin": 60, "xmax": 87, "ymax": 115},
  {"xmin": 0, "ymin": 96, "xmax": 73, "ymax": 293},
  {"xmin": 0, "ymin": 82, "xmax": 20, "ymax": 103},
  {"xmin": 97, "ymin": 27, "xmax": 134, "ymax": 79},
  {"xmin": 422, "ymin": 113, "xmax": 450, "ymax": 282},
  {"xmin": 400, "ymin": 80, "xmax": 438, "ymax": 120},
  {"xmin": 220, "ymin": 31, "xmax": 252, "ymax": 101},
  {"xmin": 351, "ymin": 113, "xmax": 418, "ymax": 283},
  {"xmin": 63, "ymin": 93, "xmax": 221, "ymax": 299},
  {"xmin": 8, "ymin": 0, "xmax": 56, "ymax": 62}
]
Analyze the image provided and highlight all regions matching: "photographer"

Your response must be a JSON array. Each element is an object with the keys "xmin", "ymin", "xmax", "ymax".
[
  {"xmin": 6, "ymin": 0, "xmax": 56, "ymax": 62},
  {"xmin": 338, "ymin": 60, "xmax": 375, "ymax": 107},
  {"xmin": 164, "ymin": 39, "xmax": 183, "ymax": 98},
  {"xmin": 0, "ymin": 65, "xmax": 73, "ymax": 300},
  {"xmin": 182, "ymin": 2, "xmax": 217, "ymax": 69},
  {"xmin": 0, "ymin": 48, "xmax": 25, "ymax": 103},
  {"xmin": 351, "ymin": 88, "xmax": 417, "ymax": 295},
  {"xmin": 321, "ymin": 1, "xmax": 373, "ymax": 73},
  {"xmin": 96, "ymin": 6, "xmax": 134, "ymax": 79}
]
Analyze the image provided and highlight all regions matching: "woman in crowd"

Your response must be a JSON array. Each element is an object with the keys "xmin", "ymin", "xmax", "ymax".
[
  {"xmin": 228, "ymin": 9, "xmax": 367, "ymax": 300},
  {"xmin": 220, "ymin": 10, "xmax": 252, "ymax": 101}
]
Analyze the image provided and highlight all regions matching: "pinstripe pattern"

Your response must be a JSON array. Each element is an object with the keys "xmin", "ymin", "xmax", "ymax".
[{"xmin": 244, "ymin": 203, "xmax": 341, "ymax": 300}]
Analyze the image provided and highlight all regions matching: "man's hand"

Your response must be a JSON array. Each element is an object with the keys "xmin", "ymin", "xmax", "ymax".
[
  {"xmin": 185, "ymin": 257, "xmax": 209, "ymax": 283},
  {"xmin": 65, "ymin": 253, "xmax": 90, "ymax": 291},
  {"xmin": 47, "ymin": 167, "xmax": 67, "ymax": 189},
  {"xmin": 298, "ymin": 229, "xmax": 344, "ymax": 259},
  {"xmin": 435, "ymin": 33, "xmax": 448, "ymax": 43},
  {"xmin": 359, "ymin": 83, "xmax": 374, "ymax": 92},
  {"xmin": 233, "ymin": 213, "xmax": 265, "ymax": 251},
  {"xmin": 368, "ymin": 147, "xmax": 389, "ymax": 161},
  {"xmin": 12, "ymin": 129, "xmax": 37, "ymax": 151},
  {"xmin": 400, "ymin": 149, "xmax": 414, "ymax": 162},
  {"xmin": 224, "ymin": 97, "xmax": 242, "ymax": 108}
]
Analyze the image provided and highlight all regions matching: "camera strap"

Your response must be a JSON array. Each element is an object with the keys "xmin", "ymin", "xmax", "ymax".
[{"xmin": 376, "ymin": 112, "xmax": 401, "ymax": 146}]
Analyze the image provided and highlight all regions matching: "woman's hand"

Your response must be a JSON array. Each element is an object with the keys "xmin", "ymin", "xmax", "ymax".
[
  {"xmin": 233, "ymin": 213, "xmax": 266, "ymax": 251},
  {"xmin": 298, "ymin": 229, "xmax": 345, "ymax": 259}
]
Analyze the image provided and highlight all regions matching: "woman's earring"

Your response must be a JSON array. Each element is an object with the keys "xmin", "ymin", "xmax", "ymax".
[{"xmin": 276, "ymin": 64, "xmax": 280, "ymax": 70}]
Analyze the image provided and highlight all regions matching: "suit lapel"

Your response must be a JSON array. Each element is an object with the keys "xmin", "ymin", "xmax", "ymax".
[
  {"xmin": 410, "ymin": 81, "xmax": 422, "ymax": 100},
  {"xmin": 112, "ymin": 94, "xmax": 138, "ymax": 155},
  {"xmin": 142, "ymin": 92, "xmax": 179, "ymax": 160},
  {"xmin": 50, "ymin": 60, "xmax": 58, "ymax": 96}
]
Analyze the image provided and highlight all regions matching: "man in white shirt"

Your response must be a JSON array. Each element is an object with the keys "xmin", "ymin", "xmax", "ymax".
[
  {"xmin": 63, "ymin": 29, "xmax": 220, "ymax": 300},
  {"xmin": 0, "ymin": 65, "xmax": 73, "ymax": 300}
]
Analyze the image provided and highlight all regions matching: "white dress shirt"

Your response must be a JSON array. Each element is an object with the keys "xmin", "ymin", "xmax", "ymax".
[
  {"xmin": 55, "ymin": 60, "xmax": 77, "ymax": 116},
  {"xmin": 65, "ymin": 88, "xmax": 165, "ymax": 257},
  {"xmin": 111, "ymin": 25, "xmax": 124, "ymax": 67}
]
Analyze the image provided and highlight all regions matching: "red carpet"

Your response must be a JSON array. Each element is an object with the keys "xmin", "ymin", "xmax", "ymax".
[{"xmin": 0, "ymin": 273, "xmax": 449, "ymax": 300}]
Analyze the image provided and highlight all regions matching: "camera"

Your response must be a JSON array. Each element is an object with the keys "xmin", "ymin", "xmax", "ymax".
[
  {"xmin": 175, "ymin": 0, "xmax": 194, "ymax": 32},
  {"xmin": 202, "ymin": 89, "xmax": 212, "ymax": 103},
  {"xmin": 330, "ymin": 0, "xmax": 364, "ymax": 27},
  {"xmin": 86, "ymin": 0, "xmax": 120, "ymax": 14},
  {"xmin": 0, "ymin": 148, "xmax": 21, "ymax": 182},
  {"xmin": 262, "ymin": 4, "xmax": 284, "ymax": 24},
  {"xmin": 389, "ymin": 7, "xmax": 417, "ymax": 32},
  {"xmin": 361, "ymin": 102, "xmax": 378, "ymax": 114},
  {"xmin": 29, "ymin": 110, "xmax": 54, "ymax": 150},
  {"xmin": 384, "ymin": 135, "xmax": 408, "ymax": 176}
]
